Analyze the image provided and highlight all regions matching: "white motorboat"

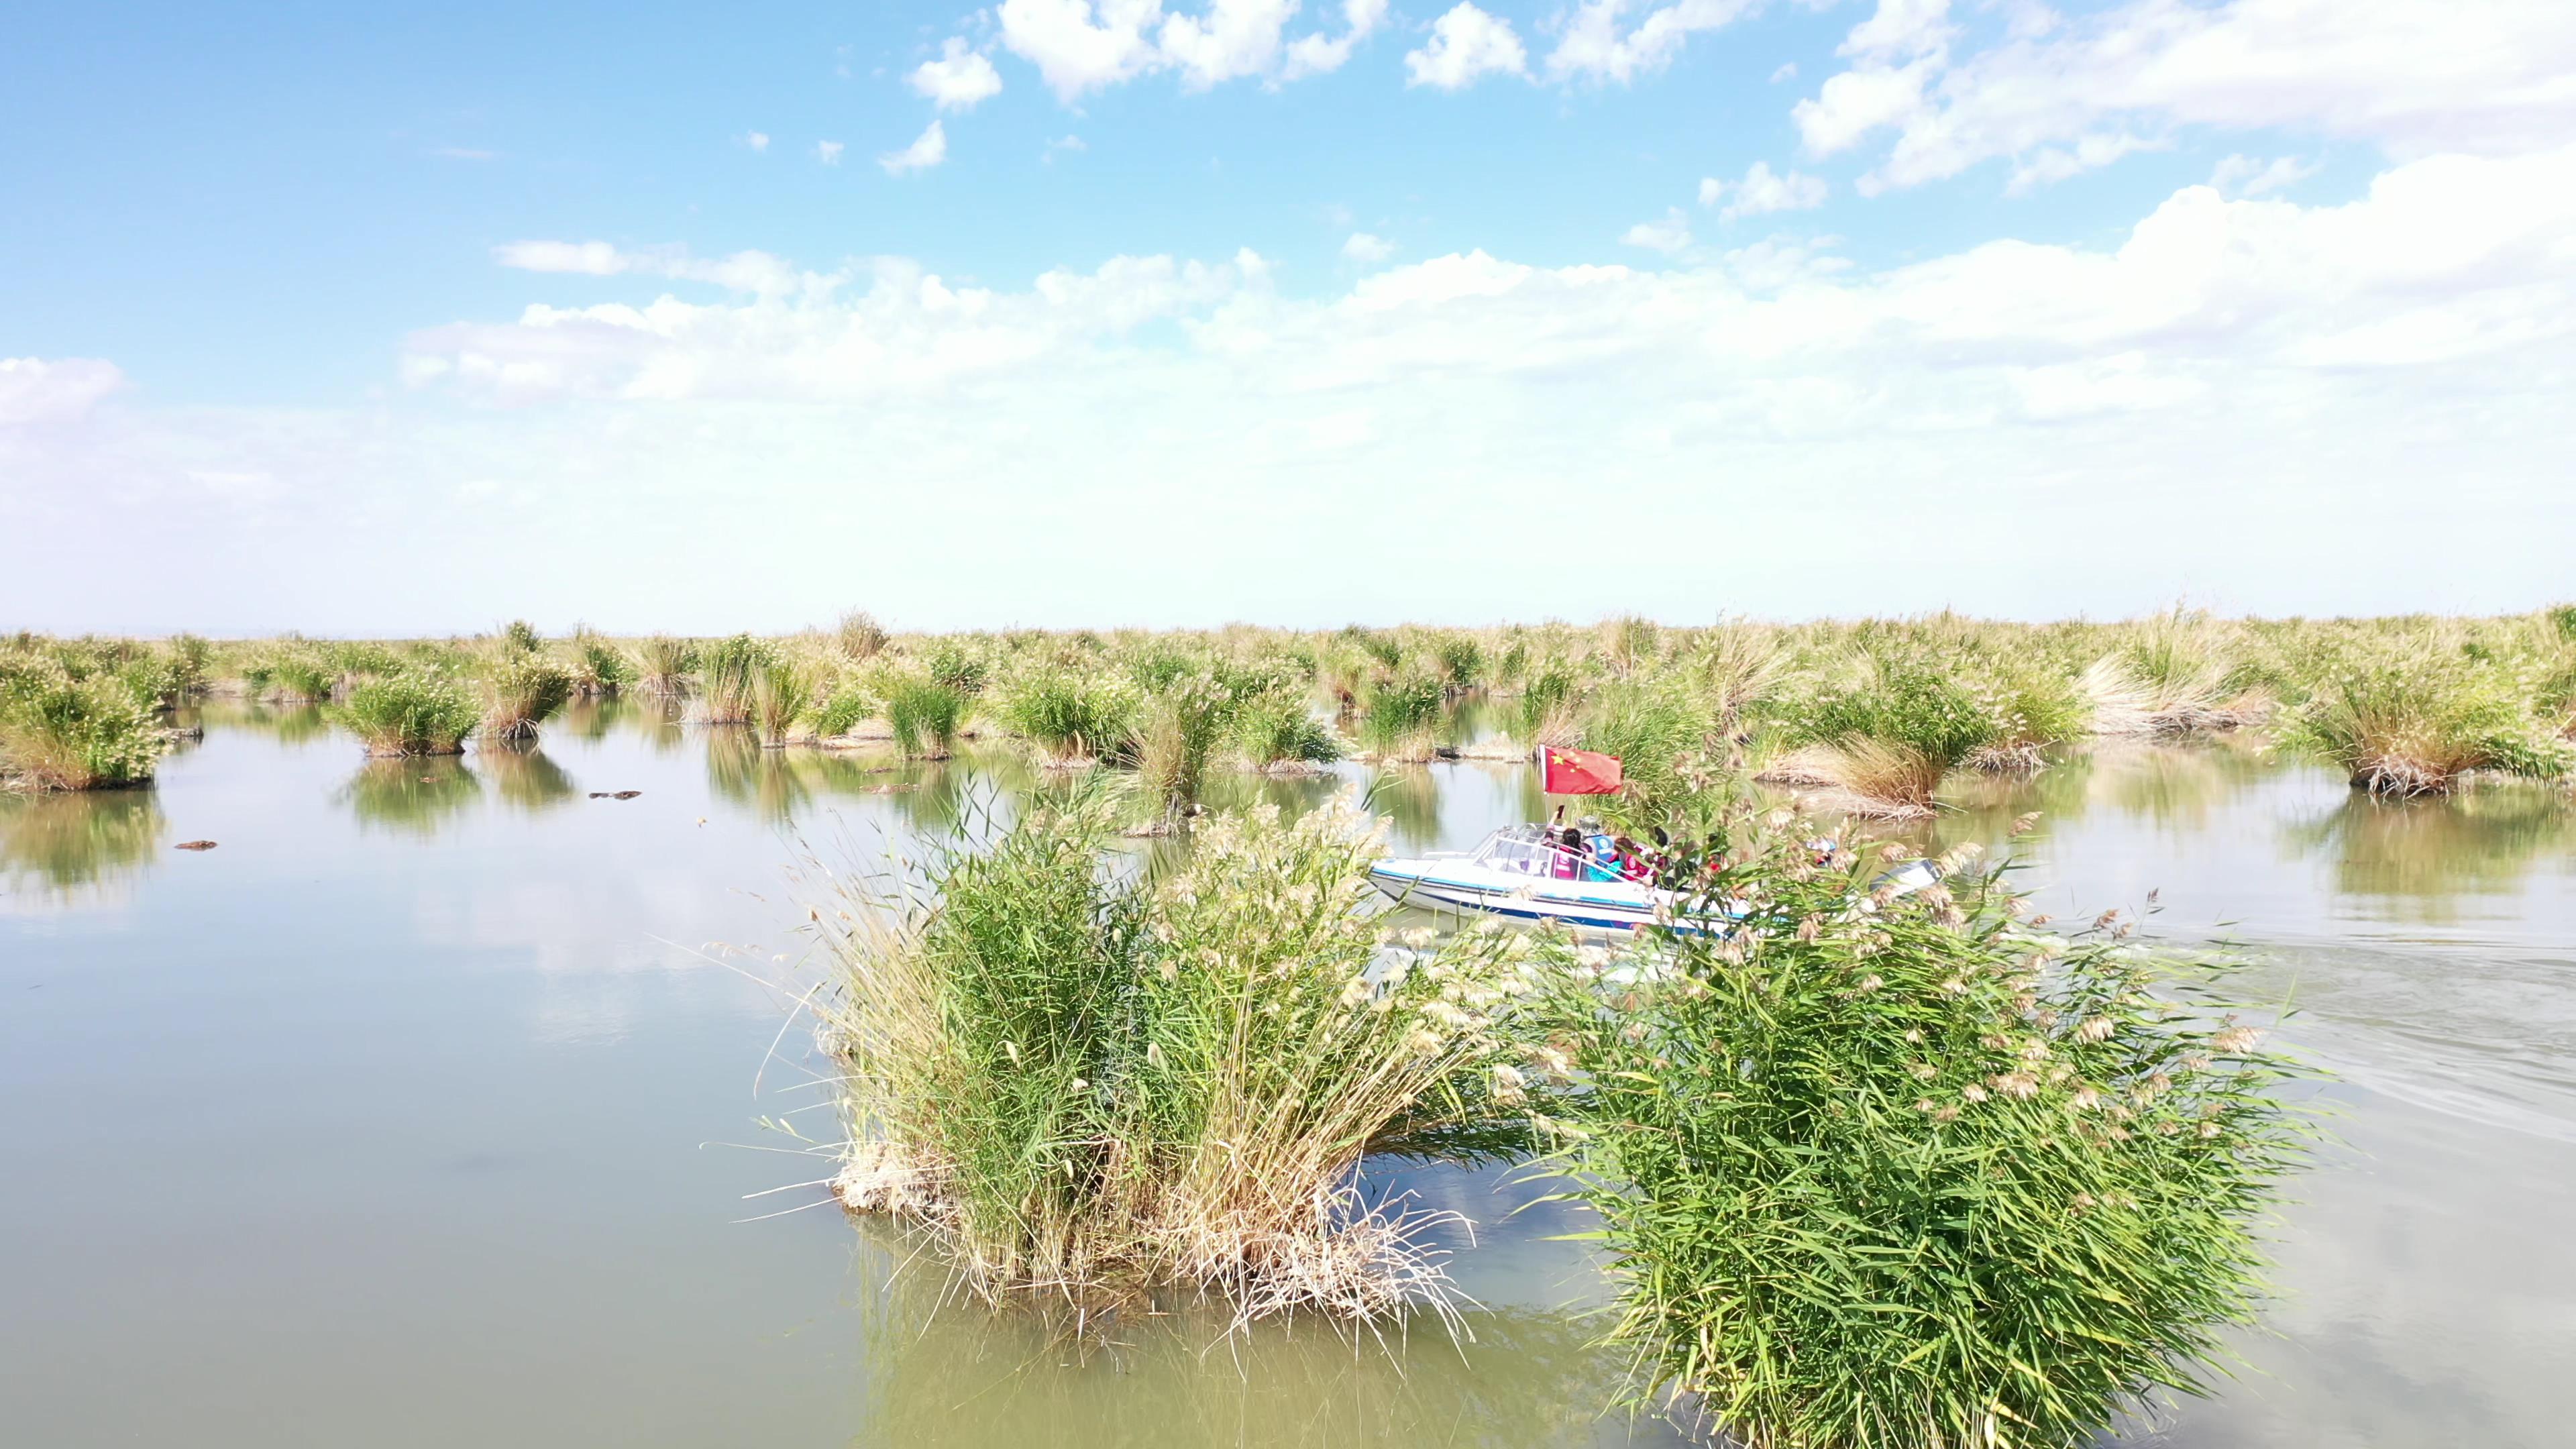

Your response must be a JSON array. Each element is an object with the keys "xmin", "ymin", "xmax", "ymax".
[{"xmin": 1367, "ymin": 826, "xmax": 1707, "ymax": 932}]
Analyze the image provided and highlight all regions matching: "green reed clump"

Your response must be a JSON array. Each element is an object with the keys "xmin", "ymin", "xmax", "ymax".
[
  {"xmin": 567, "ymin": 631, "xmax": 633, "ymax": 695},
  {"xmin": 499, "ymin": 619, "xmax": 543, "ymax": 653},
  {"xmin": 1432, "ymin": 634, "xmax": 1483, "ymax": 692},
  {"xmin": 330, "ymin": 672, "xmax": 482, "ymax": 756},
  {"xmin": 1234, "ymin": 696, "xmax": 1341, "ymax": 772},
  {"xmin": 923, "ymin": 639, "xmax": 989, "ymax": 698},
  {"xmin": 1000, "ymin": 667, "xmax": 1137, "ymax": 765},
  {"xmin": 698, "ymin": 634, "xmax": 775, "ymax": 723},
  {"xmin": 2277, "ymin": 645, "xmax": 2571, "ymax": 795},
  {"xmin": 884, "ymin": 672, "xmax": 973, "ymax": 759},
  {"xmin": 749, "ymin": 660, "xmax": 813, "ymax": 747},
  {"xmin": 1577, "ymin": 678, "xmax": 1706, "ymax": 826},
  {"xmin": 811, "ymin": 682, "xmax": 875, "ymax": 740},
  {"xmin": 634, "ymin": 635, "xmax": 697, "ymax": 696},
  {"xmin": 478, "ymin": 653, "xmax": 574, "ymax": 743},
  {"xmin": 1134, "ymin": 674, "xmax": 1233, "ymax": 818},
  {"xmin": 0, "ymin": 657, "xmax": 170, "ymax": 790},
  {"xmin": 264, "ymin": 653, "xmax": 337, "ymax": 703},
  {"xmin": 818, "ymin": 788, "xmax": 1554, "ymax": 1316},
  {"xmin": 1358, "ymin": 671, "xmax": 1445, "ymax": 761},
  {"xmin": 1761, "ymin": 649, "xmax": 2015, "ymax": 816},
  {"xmin": 1513, "ymin": 661, "xmax": 1582, "ymax": 747},
  {"xmin": 1525, "ymin": 819, "xmax": 2311, "ymax": 1449}
]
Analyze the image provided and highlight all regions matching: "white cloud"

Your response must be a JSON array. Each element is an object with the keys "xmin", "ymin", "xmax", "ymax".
[
  {"xmin": 997, "ymin": 0, "xmax": 1389, "ymax": 99},
  {"xmin": 880, "ymin": 121, "xmax": 949, "ymax": 175},
  {"xmin": 1620, "ymin": 209, "xmax": 1694, "ymax": 254},
  {"xmin": 1799, "ymin": 0, "xmax": 2576, "ymax": 193},
  {"xmin": 1702, "ymin": 160, "xmax": 1831, "ymax": 219},
  {"xmin": 20, "ymin": 148, "xmax": 2576, "ymax": 630},
  {"xmin": 744, "ymin": 131, "xmax": 771, "ymax": 153},
  {"xmin": 0, "ymin": 357, "xmax": 125, "ymax": 427},
  {"xmin": 1548, "ymin": 0, "xmax": 1762, "ymax": 85},
  {"xmin": 910, "ymin": 38, "xmax": 1006, "ymax": 111},
  {"xmin": 1405, "ymin": 4, "xmax": 1529, "ymax": 89},
  {"xmin": 1283, "ymin": 0, "xmax": 1389, "ymax": 79},
  {"xmin": 1342, "ymin": 231, "xmax": 1397, "ymax": 263},
  {"xmin": 1769, "ymin": 61, "xmax": 1796, "ymax": 83},
  {"xmin": 1044, "ymin": 133, "xmax": 1088, "ymax": 162},
  {"xmin": 816, "ymin": 140, "xmax": 846, "ymax": 165},
  {"xmin": 2212, "ymin": 152, "xmax": 2321, "ymax": 197},
  {"xmin": 490, "ymin": 241, "xmax": 802, "ymax": 294}
]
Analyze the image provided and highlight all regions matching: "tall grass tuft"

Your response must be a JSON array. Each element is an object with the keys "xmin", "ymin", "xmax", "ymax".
[
  {"xmin": 837, "ymin": 610, "xmax": 892, "ymax": 663},
  {"xmin": 1761, "ymin": 650, "xmax": 2009, "ymax": 816},
  {"xmin": 749, "ymin": 660, "xmax": 813, "ymax": 747},
  {"xmin": 479, "ymin": 653, "xmax": 574, "ymax": 743},
  {"xmin": 567, "ymin": 629, "xmax": 634, "ymax": 696},
  {"xmin": 1132, "ymin": 674, "xmax": 1232, "ymax": 818},
  {"xmin": 0, "ymin": 659, "xmax": 170, "ymax": 790},
  {"xmin": 1358, "ymin": 672, "xmax": 1444, "ymax": 762},
  {"xmin": 818, "ymin": 789, "xmax": 1552, "ymax": 1317},
  {"xmin": 331, "ymin": 672, "xmax": 482, "ymax": 756},
  {"xmin": 634, "ymin": 635, "xmax": 698, "ymax": 697},
  {"xmin": 884, "ymin": 673, "xmax": 973, "ymax": 759},
  {"xmin": 1527, "ymin": 816, "xmax": 2311, "ymax": 1449},
  {"xmin": 1000, "ymin": 667, "xmax": 1136, "ymax": 765},
  {"xmin": 2279, "ymin": 646, "xmax": 2571, "ymax": 795},
  {"xmin": 698, "ymin": 634, "xmax": 775, "ymax": 724},
  {"xmin": 1234, "ymin": 696, "xmax": 1341, "ymax": 773}
]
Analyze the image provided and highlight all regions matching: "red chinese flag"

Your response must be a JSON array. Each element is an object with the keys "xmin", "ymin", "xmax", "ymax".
[{"xmin": 1542, "ymin": 747, "xmax": 1623, "ymax": 794}]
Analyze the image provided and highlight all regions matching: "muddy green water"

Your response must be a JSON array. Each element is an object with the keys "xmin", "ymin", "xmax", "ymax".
[{"xmin": 4, "ymin": 702, "xmax": 2571, "ymax": 1447}]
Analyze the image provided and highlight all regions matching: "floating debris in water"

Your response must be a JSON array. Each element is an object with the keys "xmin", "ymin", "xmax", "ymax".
[
  {"xmin": 174, "ymin": 840, "xmax": 217, "ymax": 851},
  {"xmin": 588, "ymin": 790, "xmax": 645, "ymax": 800}
]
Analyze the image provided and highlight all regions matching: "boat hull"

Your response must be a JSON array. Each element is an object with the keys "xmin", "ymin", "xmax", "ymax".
[{"xmin": 1366, "ymin": 858, "xmax": 1675, "ymax": 932}]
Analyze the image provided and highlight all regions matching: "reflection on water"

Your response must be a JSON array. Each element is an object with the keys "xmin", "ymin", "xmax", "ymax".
[
  {"xmin": 2284, "ymin": 786, "xmax": 2576, "ymax": 920},
  {"xmin": 481, "ymin": 743, "xmax": 579, "ymax": 813},
  {"xmin": 849, "ymin": 1230, "xmax": 1685, "ymax": 1448},
  {"xmin": 0, "ymin": 787, "xmax": 164, "ymax": 901},
  {"xmin": 5, "ymin": 702, "xmax": 2576, "ymax": 1447},
  {"xmin": 341, "ymin": 754, "xmax": 482, "ymax": 835}
]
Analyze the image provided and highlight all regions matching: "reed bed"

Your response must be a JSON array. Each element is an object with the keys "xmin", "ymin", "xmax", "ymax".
[
  {"xmin": 0, "ymin": 654, "xmax": 170, "ymax": 790},
  {"xmin": 478, "ymin": 653, "xmax": 574, "ymax": 743},
  {"xmin": 814, "ymin": 787, "xmax": 1556, "ymax": 1320},
  {"xmin": 331, "ymin": 672, "xmax": 481, "ymax": 756},
  {"xmin": 1526, "ymin": 810, "xmax": 2312, "ymax": 1449}
]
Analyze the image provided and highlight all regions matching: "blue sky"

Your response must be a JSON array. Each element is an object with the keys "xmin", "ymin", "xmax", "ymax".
[{"xmin": 3, "ymin": 0, "xmax": 2572, "ymax": 633}]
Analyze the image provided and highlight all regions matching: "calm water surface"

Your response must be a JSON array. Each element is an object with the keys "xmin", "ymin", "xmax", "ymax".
[{"xmin": 4, "ymin": 704, "xmax": 2571, "ymax": 1447}]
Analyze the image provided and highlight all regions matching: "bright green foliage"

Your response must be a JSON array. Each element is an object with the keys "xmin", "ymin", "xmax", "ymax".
[
  {"xmin": 267, "ymin": 655, "xmax": 337, "ymax": 702},
  {"xmin": 1134, "ymin": 674, "xmax": 1233, "ymax": 816},
  {"xmin": 1770, "ymin": 650, "xmax": 2006, "ymax": 767},
  {"xmin": 923, "ymin": 640, "xmax": 989, "ymax": 697},
  {"xmin": 1432, "ymin": 634, "xmax": 1483, "ymax": 691},
  {"xmin": 570, "ymin": 635, "xmax": 634, "ymax": 694},
  {"xmin": 1358, "ymin": 672, "xmax": 1445, "ymax": 755},
  {"xmin": 1576, "ymin": 678, "xmax": 1705, "ymax": 825},
  {"xmin": 479, "ymin": 653, "xmax": 574, "ymax": 742},
  {"xmin": 820, "ymin": 790, "xmax": 1556, "ymax": 1311},
  {"xmin": 749, "ymin": 661, "xmax": 813, "ymax": 747},
  {"xmin": 1234, "ymin": 696, "xmax": 1341, "ymax": 769},
  {"xmin": 2279, "ymin": 646, "xmax": 2571, "ymax": 794},
  {"xmin": 1527, "ymin": 820, "xmax": 2311, "ymax": 1449},
  {"xmin": 1000, "ymin": 667, "xmax": 1137, "ymax": 763},
  {"xmin": 331, "ymin": 672, "xmax": 482, "ymax": 755},
  {"xmin": 500, "ymin": 619, "xmax": 543, "ymax": 653},
  {"xmin": 634, "ymin": 635, "xmax": 698, "ymax": 696},
  {"xmin": 811, "ymin": 683, "xmax": 875, "ymax": 739},
  {"xmin": 698, "ymin": 634, "xmax": 777, "ymax": 723},
  {"xmin": 885, "ymin": 673, "xmax": 973, "ymax": 759},
  {"xmin": 0, "ymin": 659, "xmax": 170, "ymax": 790},
  {"xmin": 1514, "ymin": 662, "xmax": 1580, "ymax": 745}
]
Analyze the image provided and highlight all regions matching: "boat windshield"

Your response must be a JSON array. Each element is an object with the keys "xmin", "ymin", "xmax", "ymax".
[{"xmin": 1471, "ymin": 826, "xmax": 1587, "ymax": 875}]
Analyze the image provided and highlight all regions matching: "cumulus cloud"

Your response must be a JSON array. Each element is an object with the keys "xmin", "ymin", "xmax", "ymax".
[
  {"xmin": 880, "ymin": 121, "xmax": 949, "ymax": 175},
  {"xmin": 19, "ymin": 148, "xmax": 2576, "ymax": 629},
  {"xmin": 491, "ymin": 241, "xmax": 802, "ymax": 294},
  {"xmin": 997, "ymin": 0, "xmax": 1384, "ymax": 100},
  {"xmin": 1548, "ymin": 0, "xmax": 1762, "ymax": 85},
  {"xmin": 0, "ymin": 357, "xmax": 125, "ymax": 427},
  {"xmin": 744, "ymin": 131, "xmax": 771, "ymax": 153},
  {"xmin": 816, "ymin": 140, "xmax": 846, "ymax": 165},
  {"xmin": 1342, "ymin": 231, "xmax": 1396, "ymax": 263},
  {"xmin": 911, "ymin": 38, "xmax": 1007, "ymax": 110},
  {"xmin": 1621, "ymin": 209, "xmax": 1693, "ymax": 254},
  {"xmin": 2211, "ymin": 153, "xmax": 2321, "ymax": 197},
  {"xmin": 1405, "ymin": 3, "xmax": 1529, "ymax": 89},
  {"xmin": 1799, "ymin": 0, "xmax": 2576, "ymax": 193},
  {"xmin": 1701, "ymin": 161, "xmax": 1830, "ymax": 219}
]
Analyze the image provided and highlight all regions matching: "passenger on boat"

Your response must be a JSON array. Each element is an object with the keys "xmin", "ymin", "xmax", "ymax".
[{"xmin": 1552, "ymin": 826, "xmax": 1587, "ymax": 879}]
